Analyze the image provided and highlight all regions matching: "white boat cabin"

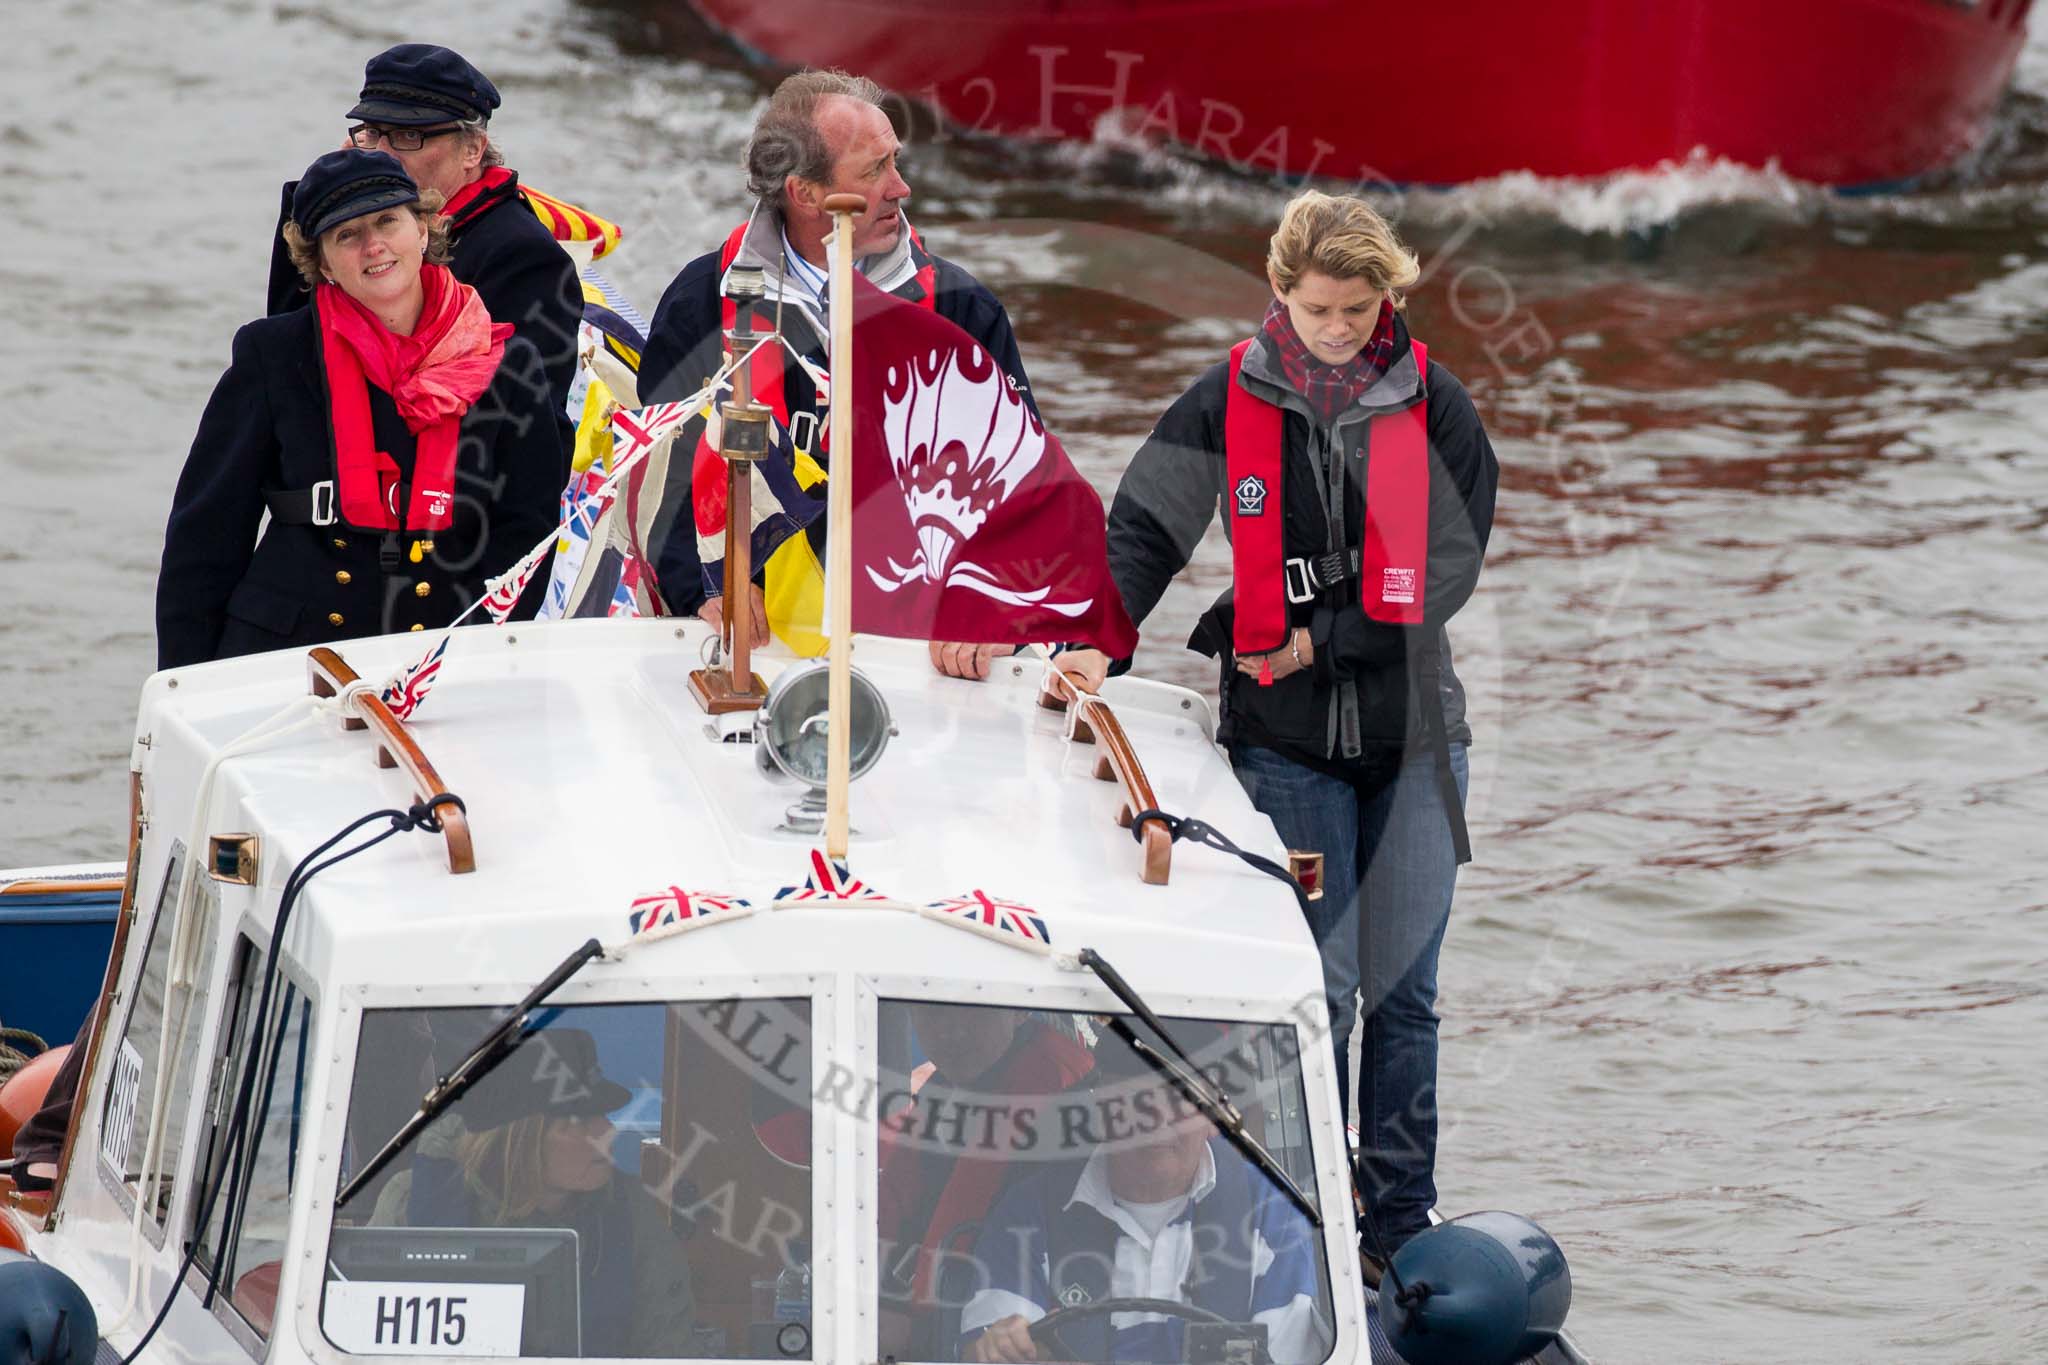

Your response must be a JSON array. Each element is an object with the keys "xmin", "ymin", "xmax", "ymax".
[{"xmin": 17, "ymin": 620, "xmax": 1386, "ymax": 1364}]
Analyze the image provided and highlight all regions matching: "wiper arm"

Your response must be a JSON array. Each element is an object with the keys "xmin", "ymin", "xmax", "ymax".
[
  {"xmin": 1078, "ymin": 947, "xmax": 1321, "ymax": 1229},
  {"xmin": 336, "ymin": 937, "xmax": 604, "ymax": 1211}
]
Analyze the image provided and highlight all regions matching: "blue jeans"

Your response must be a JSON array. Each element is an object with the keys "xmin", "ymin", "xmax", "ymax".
[{"xmin": 1232, "ymin": 741, "xmax": 1469, "ymax": 1244}]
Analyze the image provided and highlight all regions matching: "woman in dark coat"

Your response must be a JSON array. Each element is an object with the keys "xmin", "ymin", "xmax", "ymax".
[
  {"xmin": 363, "ymin": 1028, "xmax": 696, "ymax": 1357},
  {"xmin": 1059, "ymin": 191, "xmax": 1500, "ymax": 1253},
  {"xmin": 156, "ymin": 148, "xmax": 565, "ymax": 670}
]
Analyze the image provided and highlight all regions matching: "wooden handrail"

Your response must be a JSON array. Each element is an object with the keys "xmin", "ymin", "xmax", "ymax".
[
  {"xmin": 0, "ymin": 876, "xmax": 126, "ymax": 896},
  {"xmin": 39, "ymin": 770, "xmax": 145, "ymax": 1225},
  {"xmin": 1038, "ymin": 670, "xmax": 1171, "ymax": 886},
  {"xmin": 307, "ymin": 647, "xmax": 476, "ymax": 875}
]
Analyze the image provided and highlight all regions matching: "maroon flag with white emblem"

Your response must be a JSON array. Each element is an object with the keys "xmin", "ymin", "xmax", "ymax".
[{"xmin": 845, "ymin": 275, "xmax": 1138, "ymax": 655}]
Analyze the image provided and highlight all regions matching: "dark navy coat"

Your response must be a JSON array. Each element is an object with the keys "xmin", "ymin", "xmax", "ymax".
[
  {"xmin": 635, "ymin": 243, "xmax": 1034, "ymax": 615},
  {"xmin": 156, "ymin": 307, "xmax": 565, "ymax": 670},
  {"xmin": 266, "ymin": 173, "xmax": 581, "ymax": 443}
]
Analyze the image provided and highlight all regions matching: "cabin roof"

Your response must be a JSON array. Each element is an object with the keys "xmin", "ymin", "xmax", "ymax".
[{"xmin": 137, "ymin": 621, "xmax": 1319, "ymax": 1005}]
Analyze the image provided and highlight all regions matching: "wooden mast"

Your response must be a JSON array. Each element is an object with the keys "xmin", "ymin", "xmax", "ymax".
[{"xmin": 820, "ymin": 193, "xmax": 865, "ymax": 860}]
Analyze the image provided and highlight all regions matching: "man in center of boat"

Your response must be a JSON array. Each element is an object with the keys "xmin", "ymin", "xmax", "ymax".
[{"xmin": 638, "ymin": 69, "xmax": 1037, "ymax": 675}]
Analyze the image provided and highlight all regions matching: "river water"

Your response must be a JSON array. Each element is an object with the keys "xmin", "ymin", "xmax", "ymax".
[{"xmin": 3, "ymin": 2, "xmax": 2046, "ymax": 1361}]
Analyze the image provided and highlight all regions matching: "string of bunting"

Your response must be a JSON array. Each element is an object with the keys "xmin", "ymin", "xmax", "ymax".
[
  {"xmin": 602, "ymin": 850, "xmax": 1055, "ymax": 958},
  {"xmin": 374, "ymin": 333, "xmax": 782, "ymax": 720}
]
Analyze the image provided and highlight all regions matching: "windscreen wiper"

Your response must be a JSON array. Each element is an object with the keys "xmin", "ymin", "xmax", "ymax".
[
  {"xmin": 336, "ymin": 937, "xmax": 604, "ymax": 1210},
  {"xmin": 1078, "ymin": 947, "xmax": 1321, "ymax": 1228}
]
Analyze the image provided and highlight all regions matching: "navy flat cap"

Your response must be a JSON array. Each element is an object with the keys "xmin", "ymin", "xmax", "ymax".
[
  {"xmin": 347, "ymin": 43, "xmax": 502, "ymax": 126},
  {"xmin": 452, "ymin": 1027, "xmax": 632, "ymax": 1131},
  {"xmin": 291, "ymin": 148, "xmax": 420, "ymax": 240}
]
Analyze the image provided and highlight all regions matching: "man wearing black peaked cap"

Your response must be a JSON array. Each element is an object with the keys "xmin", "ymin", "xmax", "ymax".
[{"xmin": 264, "ymin": 44, "xmax": 581, "ymax": 448}]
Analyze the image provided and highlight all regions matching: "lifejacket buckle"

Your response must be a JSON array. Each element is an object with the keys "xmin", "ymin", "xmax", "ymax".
[
  {"xmin": 309, "ymin": 480, "xmax": 337, "ymax": 527},
  {"xmin": 1284, "ymin": 556, "xmax": 1317, "ymax": 605}
]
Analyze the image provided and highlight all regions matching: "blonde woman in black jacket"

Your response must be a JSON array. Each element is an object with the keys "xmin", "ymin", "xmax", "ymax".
[{"xmin": 1060, "ymin": 191, "xmax": 1499, "ymax": 1251}]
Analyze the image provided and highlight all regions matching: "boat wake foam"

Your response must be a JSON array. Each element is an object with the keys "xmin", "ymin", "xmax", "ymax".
[{"xmin": 990, "ymin": 77, "xmax": 2048, "ymax": 239}]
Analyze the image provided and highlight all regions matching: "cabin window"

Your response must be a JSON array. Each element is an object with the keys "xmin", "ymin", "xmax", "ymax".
[
  {"xmin": 323, "ymin": 997, "xmax": 814, "ymax": 1360},
  {"xmin": 188, "ymin": 934, "xmax": 315, "ymax": 1343},
  {"xmin": 99, "ymin": 842, "xmax": 218, "ymax": 1236},
  {"xmin": 873, "ymin": 1002, "xmax": 1335, "ymax": 1365}
]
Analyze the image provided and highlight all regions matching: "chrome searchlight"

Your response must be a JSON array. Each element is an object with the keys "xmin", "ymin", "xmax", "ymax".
[{"xmin": 755, "ymin": 661, "xmax": 894, "ymax": 833}]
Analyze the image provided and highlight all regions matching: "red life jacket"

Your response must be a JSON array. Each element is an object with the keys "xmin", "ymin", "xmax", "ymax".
[
  {"xmin": 695, "ymin": 218, "xmax": 939, "ymax": 535},
  {"xmin": 1224, "ymin": 337, "xmax": 1431, "ymax": 653}
]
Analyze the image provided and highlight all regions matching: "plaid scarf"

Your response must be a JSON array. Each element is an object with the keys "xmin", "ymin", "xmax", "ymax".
[{"xmin": 1259, "ymin": 296, "xmax": 1397, "ymax": 426}]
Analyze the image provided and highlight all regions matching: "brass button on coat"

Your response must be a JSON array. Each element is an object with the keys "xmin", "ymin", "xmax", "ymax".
[
  {"xmin": 331, "ymin": 537, "xmax": 349, "ymax": 549},
  {"xmin": 327, "ymin": 612, "xmax": 345, "ymax": 627},
  {"xmin": 335, "ymin": 570, "xmax": 352, "ymax": 585},
  {"xmin": 414, "ymin": 581, "xmax": 432, "ymax": 598},
  {"xmin": 409, "ymin": 623, "xmax": 425, "ymax": 632}
]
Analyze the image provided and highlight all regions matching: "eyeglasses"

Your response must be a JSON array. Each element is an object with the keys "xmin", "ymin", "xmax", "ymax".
[{"xmin": 347, "ymin": 123, "xmax": 463, "ymax": 152}]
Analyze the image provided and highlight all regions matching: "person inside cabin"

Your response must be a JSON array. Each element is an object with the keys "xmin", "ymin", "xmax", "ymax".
[
  {"xmin": 1056, "ymin": 191, "xmax": 1499, "ymax": 1257},
  {"xmin": 263, "ymin": 44, "xmax": 583, "ymax": 436},
  {"xmin": 637, "ymin": 67, "xmax": 1037, "ymax": 674},
  {"xmin": 957, "ymin": 1033, "xmax": 1330, "ymax": 1365},
  {"xmin": 5, "ymin": 1037, "xmax": 86, "ymax": 1193},
  {"xmin": 877, "ymin": 1004, "xmax": 1095, "ymax": 1357},
  {"xmin": 155, "ymin": 149, "xmax": 563, "ymax": 668},
  {"xmin": 368, "ymin": 1027, "xmax": 696, "ymax": 1357}
]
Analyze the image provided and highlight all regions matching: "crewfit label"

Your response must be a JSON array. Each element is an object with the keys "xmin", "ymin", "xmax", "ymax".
[{"xmin": 1233, "ymin": 473, "xmax": 1268, "ymax": 517}]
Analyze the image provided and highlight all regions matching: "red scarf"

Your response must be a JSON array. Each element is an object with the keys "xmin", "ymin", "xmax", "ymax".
[
  {"xmin": 1260, "ymin": 296, "xmax": 1397, "ymax": 426},
  {"xmin": 316, "ymin": 263, "xmax": 511, "ymax": 531}
]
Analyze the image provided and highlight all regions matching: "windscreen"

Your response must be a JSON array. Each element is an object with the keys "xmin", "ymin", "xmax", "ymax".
[
  {"xmin": 324, "ymin": 998, "xmax": 814, "ymax": 1360},
  {"xmin": 871, "ymin": 1002, "xmax": 1334, "ymax": 1365}
]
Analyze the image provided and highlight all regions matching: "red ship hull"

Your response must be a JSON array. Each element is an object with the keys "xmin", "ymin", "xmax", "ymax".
[{"xmin": 685, "ymin": 0, "xmax": 2033, "ymax": 186}]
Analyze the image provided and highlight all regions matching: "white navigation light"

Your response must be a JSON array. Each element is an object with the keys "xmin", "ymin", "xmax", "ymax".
[{"xmin": 755, "ymin": 661, "xmax": 894, "ymax": 832}]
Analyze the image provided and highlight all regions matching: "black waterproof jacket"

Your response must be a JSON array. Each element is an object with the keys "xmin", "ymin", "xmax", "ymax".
[
  {"xmin": 156, "ymin": 307, "xmax": 565, "ymax": 669},
  {"xmin": 265, "ymin": 173, "xmax": 581, "ymax": 446},
  {"xmin": 1105, "ymin": 313, "xmax": 1498, "ymax": 776},
  {"xmin": 636, "ymin": 241, "xmax": 1033, "ymax": 614}
]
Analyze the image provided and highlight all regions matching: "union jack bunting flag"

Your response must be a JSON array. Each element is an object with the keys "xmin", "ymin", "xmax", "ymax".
[
  {"xmin": 775, "ymin": 849, "xmax": 890, "ymax": 902},
  {"xmin": 482, "ymin": 545, "xmax": 549, "ymax": 625},
  {"xmin": 627, "ymin": 887, "xmax": 754, "ymax": 938},
  {"xmin": 561, "ymin": 468, "xmax": 618, "ymax": 550},
  {"xmin": 607, "ymin": 554, "xmax": 644, "ymax": 619},
  {"xmin": 380, "ymin": 635, "xmax": 449, "ymax": 722},
  {"xmin": 541, "ymin": 468, "xmax": 616, "ymax": 620},
  {"xmin": 610, "ymin": 401, "xmax": 693, "ymax": 466},
  {"xmin": 923, "ymin": 890, "xmax": 1053, "ymax": 948}
]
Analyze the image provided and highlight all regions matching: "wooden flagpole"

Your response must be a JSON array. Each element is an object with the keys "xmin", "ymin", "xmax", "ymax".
[
  {"xmin": 822, "ymin": 194, "xmax": 865, "ymax": 860},
  {"xmin": 688, "ymin": 270, "xmax": 770, "ymax": 713}
]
